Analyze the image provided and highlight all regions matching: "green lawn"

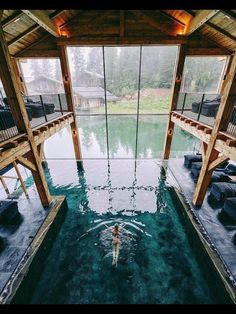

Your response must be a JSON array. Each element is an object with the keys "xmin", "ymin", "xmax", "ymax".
[{"xmin": 91, "ymin": 95, "xmax": 171, "ymax": 114}]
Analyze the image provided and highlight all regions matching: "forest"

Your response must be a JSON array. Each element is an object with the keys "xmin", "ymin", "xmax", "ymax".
[{"xmin": 15, "ymin": 46, "xmax": 227, "ymax": 114}]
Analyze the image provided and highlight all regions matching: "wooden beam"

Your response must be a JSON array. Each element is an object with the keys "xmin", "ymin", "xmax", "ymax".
[
  {"xmin": 120, "ymin": 10, "xmax": 125, "ymax": 37},
  {"xmin": 57, "ymin": 45, "xmax": 82, "ymax": 160},
  {"xmin": 131, "ymin": 10, "xmax": 167, "ymax": 33},
  {"xmin": 56, "ymin": 35, "xmax": 187, "ymax": 46},
  {"xmin": 8, "ymin": 25, "xmax": 40, "ymax": 47},
  {"xmin": 163, "ymin": 44, "xmax": 186, "ymax": 159},
  {"xmin": 208, "ymin": 155, "xmax": 229, "ymax": 172},
  {"xmin": 2, "ymin": 11, "xmax": 24, "ymax": 28},
  {"xmin": 184, "ymin": 10, "xmax": 233, "ymax": 54},
  {"xmin": 11, "ymin": 57, "xmax": 27, "ymax": 95},
  {"xmin": 13, "ymin": 34, "xmax": 51, "ymax": 57},
  {"xmin": 37, "ymin": 142, "xmax": 44, "ymax": 160},
  {"xmin": 13, "ymin": 161, "xmax": 29, "ymax": 198},
  {"xmin": 8, "ymin": 10, "xmax": 64, "ymax": 47},
  {"xmin": 193, "ymin": 53, "xmax": 236, "ymax": 206},
  {"xmin": 0, "ymin": 23, "xmax": 52, "ymax": 207},
  {"xmin": 185, "ymin": 10, "xmax": 220, "ymax": 35},
  {"xmin": 17, "ymin": 156, "xmax": 36, "ymax": 172},
  {"xmin": 207, "ymin": 21, "xmax": 236, "ymax": 43},
  {"xmin": 221, "ymin": 10, "xmax": 236, "ymax": 22},
  {"xmin": 0, "ymin": 176, "xmax": 10, "ymax": 196},
  {"xmin": 21, "ymin": 10, "xmax": 60, "ymax": 37},
  {"xmin": 186, "ymin": 48, "xmax": 231, "ymax": 56},
  {"xmin": 159, "ymin": 10, "xmax": 185, "ymax": 27},
  {"xmin": 15, "ymin": 49, "xmax": 58, "ymax": 58}
]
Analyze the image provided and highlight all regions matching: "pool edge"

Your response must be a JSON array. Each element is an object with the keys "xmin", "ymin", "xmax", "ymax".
[
  {"xmin": 0, "ymin": 195, "xmax": 68, "ymax": 304},
  {"xmin": 171, "ymin": 185, "xmax": 236, "ymax": 304}
]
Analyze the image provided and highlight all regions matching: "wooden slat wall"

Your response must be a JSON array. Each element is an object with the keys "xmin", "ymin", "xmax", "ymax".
[{"xmin": 1, "ymin": 9, "xmax": 234, "ymax": 56}]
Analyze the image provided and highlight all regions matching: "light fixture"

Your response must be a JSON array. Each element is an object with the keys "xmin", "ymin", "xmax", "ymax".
[{"xmin": 14, "ymin": 17, "xmax": 21, "ymax": 23}]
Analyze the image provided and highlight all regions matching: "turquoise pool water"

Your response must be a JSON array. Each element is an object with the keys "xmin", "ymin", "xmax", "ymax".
[{"xmin": 24, "ymin": 160, "xmax": 230, "ymax": 304}]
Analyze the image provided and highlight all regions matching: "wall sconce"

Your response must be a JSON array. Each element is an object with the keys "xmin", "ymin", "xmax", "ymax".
[{"xmin": 176, "ymin": 74, "xmax": 182, "ymax": 83}]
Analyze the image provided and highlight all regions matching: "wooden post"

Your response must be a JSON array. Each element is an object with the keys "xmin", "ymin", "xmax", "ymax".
[
  {"xmin": 193, "ymin": 53, "xmax": 236, "ymax": 206},
  {"xmin": 0, "ymin": 23, "xmax": 52, "ymax": 207},
  {"xmin": 11, "ymin": 58, "xmax": 28, "ymax": 96},
  {"xmin": 0, "ymin": 176, "xmax": 10, "ymax": 196},
  {"xmin": 13, "ymin": 161, "xmax": 29, "ymax": 198},
  {"xmin": 163, "ymin": 44, "xmax": 186, "ymax": 159},
  {"xmin": 57, "ymin": 45, "xmax": 82, "ymax": 160}
]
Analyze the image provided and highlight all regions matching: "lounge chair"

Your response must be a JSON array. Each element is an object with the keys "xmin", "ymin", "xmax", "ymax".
[
  {"xmin": 184, "ymin": 154, "xmax": 202, "ymax": 168},
  {"xmin": 190, "ymin": 161, "xmax": 231, "ymax": 183},
  {"xmin": 210, "ymin": 182, "xmax": 236, "ymax": 202},
  {"xmin": 2, "ymin": 98, "xmax": 32, "ymax": 121},
  {"xmin": 0, "ymin": 109, "xmax": 15, "ymax": 130},
  {"xmin": 223, "ymin": 197, "xmax": 236, "ymax": 220},
  {"xmin": 0, "ymin": 200, "xmax": 20, "ymax": 225},
  {"xmin": 191, "ymin": 95, "xmax": 221, "ymax": 117}
]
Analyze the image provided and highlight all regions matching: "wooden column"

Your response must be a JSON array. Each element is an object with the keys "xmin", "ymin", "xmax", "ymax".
[
  {"xmin": 13, "ymin": 161, "xmax": 29, "ymax": 198},
  {"xmin": 0, "ymin": 23, "xmax": 52, "ymax": 207},
  {"xmin": 163, "ymin": 44, "xmax": 186, "ymax": 159},
  {"xmin": 193, "ymin": 53, "xmax": 236, "ymax": 206},
  {"xmin": 11, "ymin": 58, "xmax": 28, "ymax": 95},
  {"xmin": 57, "ymin": 45, "xmax": 82, "ymax": 160}
]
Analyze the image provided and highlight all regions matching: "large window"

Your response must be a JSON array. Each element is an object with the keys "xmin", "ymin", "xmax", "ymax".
[
  {"xmin": 181, "ymin": 56, "xmax": 227, "ymax": 93},
  {"xmin": 65, "ymin": 46, "xmax": 180, "ymax": 159},
  {"xmin": 19, "ymin": 58, "xmax": 66, "ymax": 127},
  {"xmin": 44, "ymin": 47, "xmax": 224, "ymax": 160}
]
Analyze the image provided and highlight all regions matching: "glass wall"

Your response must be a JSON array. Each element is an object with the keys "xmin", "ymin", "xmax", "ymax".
[
  {"xmin": 45, "ymin": 46, "xmax": 216, "ymax": 160},
  {"xmin": 65, "ymin": 45, "xmax": 181, "ymax": 159},
  {"xmin": 176, "ymin": 56, "xmax": 227, "ymax": 127},
  {"xmin": 19, "ymin": 58, "xmax": 67, "ymax": 127}
]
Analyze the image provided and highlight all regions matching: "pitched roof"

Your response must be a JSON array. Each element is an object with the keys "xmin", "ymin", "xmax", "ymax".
[
  {"xmin": 27, "ymin": 75, "xmax": 63, "ymax": 85},
  {"xmin": 73, "ymin": 86, "xmax": 119, "ymax": 101}
]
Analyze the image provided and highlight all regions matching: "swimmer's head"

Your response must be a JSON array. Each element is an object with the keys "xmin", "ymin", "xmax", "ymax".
[{"xmin": 114, "ymin": 223, "xmax": 119, "ymax": 230}]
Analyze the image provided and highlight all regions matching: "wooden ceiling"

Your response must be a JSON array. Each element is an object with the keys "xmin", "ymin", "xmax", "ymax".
[{"xmin": 0, "ymin": 9, "xmax": 235, "ymax": 57}]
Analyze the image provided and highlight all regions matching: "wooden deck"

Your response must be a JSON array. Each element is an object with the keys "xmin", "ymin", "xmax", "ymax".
[
  {"xmin": 171, "ymin": 111, "xmax": 236, "ymax": 163},
  {"xmin": 0, "ymin": 112, "xmax": 74, "ymax": 171}
]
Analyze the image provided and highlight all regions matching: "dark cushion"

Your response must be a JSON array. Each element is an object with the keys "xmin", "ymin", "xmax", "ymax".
[
  {"xmin": 0, "ymin": 109, "xmax": 15, "ymax": 130},
  {"xmin": 190, "ymin": 162, "xmax": 202, "ymax": 182},
  {"xmin": 224, "ymin": 164, "xmax": 236, "ymax": 176},
  {"xmin": 184, "ymin": 154, "xmax": 202, "ymax": 168},
  {"xmin": 0, "ymin": 236, "xmax": 5, "ymax": 252},
  {"xmin": 44, "ymin": 103, "xmax": 55, "ymax": 114},
  {"xmin": 0, "ymin": 200, "xmax": 19, "ymax": 225},
  {"xmin": 210, "ymin": 182, "xmax": 236, "ymax": 202},
  {"xmin": 191, "ymin": 95, "xmax": 221, "ymax": 117},
  {"xmin": 223, "ymin": 198, "xmax": 236, "ymax": 220},
  {"xmin": 26, "ymin": 103, "xmax": 44, "ymax": 118},
  {"xmin": 201, "ymin": 103, "xmax": 220, "ymax": 117}
]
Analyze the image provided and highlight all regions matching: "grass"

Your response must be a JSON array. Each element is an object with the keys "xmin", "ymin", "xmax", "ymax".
[{"xmin": 90, "ymin": 95, "xmax": 171, "ymax": 114}]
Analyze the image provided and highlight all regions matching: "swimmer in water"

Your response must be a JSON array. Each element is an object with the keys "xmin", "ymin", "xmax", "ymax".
[{"xmin": 104, "ymin": 223, "xmax": 126, "ymax": 267}]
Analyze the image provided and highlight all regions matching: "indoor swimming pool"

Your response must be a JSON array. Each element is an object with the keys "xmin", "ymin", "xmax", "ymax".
[{"xmin": 13, "ymin": 159, "xmax": 231, "ymax": 304}]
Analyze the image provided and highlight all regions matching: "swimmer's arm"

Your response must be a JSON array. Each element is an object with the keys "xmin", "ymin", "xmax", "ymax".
[
  {"xmin": 101, "ymin": 224, "xmax": 112, "ymax": 232},
  {"xmin": 119, "ymin": 223, "xmax": 126, "ymax": 230}
]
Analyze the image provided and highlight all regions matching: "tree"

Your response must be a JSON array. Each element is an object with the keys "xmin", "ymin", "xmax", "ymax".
[
  {"xmin": 71, "ymin": 47, "xmax": 86, "ymax": 84},
  {"xmin": 41, "ymin": 59, "xmax": 54, "ymax": 79},
  {"xmin": 29, "ymin": 59, "xmax": 42, "ymax": 78},
  {"xmin": 86, "ymin": 47, "xmax": 103, "ymax": 75},
  {"xmin": 54, "ymin": 59, "xmax": 62, "ymax": 81}
]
